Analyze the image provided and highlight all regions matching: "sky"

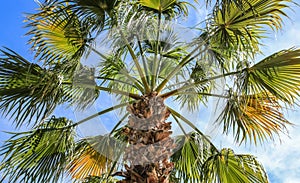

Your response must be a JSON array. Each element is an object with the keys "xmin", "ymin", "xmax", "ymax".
[{"xmin": 0, "ymin": 1, "xmax": 300, "ymax": 183}]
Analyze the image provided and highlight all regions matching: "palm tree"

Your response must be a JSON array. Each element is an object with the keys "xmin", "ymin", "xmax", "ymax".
[{"xmin": 0, "ymin": 0, "xmax": 299, "ymax": 182}]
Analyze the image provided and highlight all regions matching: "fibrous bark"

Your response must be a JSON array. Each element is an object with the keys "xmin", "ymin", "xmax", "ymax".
[{"xmin": 116, "ymin": 93, "xmax": 175, "ymax": 183}]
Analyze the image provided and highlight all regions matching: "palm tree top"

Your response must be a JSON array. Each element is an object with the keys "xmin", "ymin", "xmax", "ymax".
[{"xmin": 0, "ymin": 0, "xmax": 299, "ymax": 182}]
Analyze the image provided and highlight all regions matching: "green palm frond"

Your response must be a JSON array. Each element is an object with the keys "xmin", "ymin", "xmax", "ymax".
[
  {"xmin": 240, "ymin": 48, "xmax": 300, "ymax": 104},
  {"xmin": 207, "ymin": 0, "xmax": 290, "ymax": 56},
  {"xmin": 68, "ymin": 0, "xmax": 119, "ymax": 33},
  {"xmin": 0, "ymin": 117, "xmax": 75, "ymax": 183},
  {"xmin": 0, "ymin": 49, "xmax": 100, "ymax": 126},
  {"xmin": 67, "ymin": 135, "xmax": 125, "ymax": 181},
  {"xmin": 142, "ymin": 27, "xmax": 188, "ymax": 60},
  {"xmin": 173, "ymin": 62, "xmax": 213, "ymax": 111},
  {"xmin": 0, "ymin": 49, "xmax": 64, "ymax": 127},
  {"xmin": 138, "ymin": 0, "xmax": 189, "ymax": 17},
  {"xmin": 174, "ymin": 81, "xmax": 211, "ymax": 111},
  {"xmin": 201, "ymin": 148, "xmax": 268, "ymax": 183},
  {"xmin": 98, "ymin": 54, "xmax": 143, "ymax": 103},
  {"xmin": 218, "ymin": 91, "xmax": 290, "ymax": 144},
  {"xmin": 26, "ymin": 3, "xmax": 91, "ymax": 67},
  {"xmin": 206, "ymin": 0, "xmax": 254, "ymax": 10},
  {"xmin": 171, "ymin": 132, "xmax": 218, "ymax": 183},
  {"xmin": 64, "ymin": 65, "xmax": 100, "ymax": 110}
]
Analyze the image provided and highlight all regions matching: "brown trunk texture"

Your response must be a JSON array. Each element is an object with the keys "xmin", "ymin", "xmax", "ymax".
[{"xmin": 116, "ymin": 93, "xmax": 175, "ymax": 183}]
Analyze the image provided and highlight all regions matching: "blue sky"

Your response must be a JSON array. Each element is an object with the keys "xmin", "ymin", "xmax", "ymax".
[{"xmin": 0, "ymin": 1, "xmax": 300, "ymax": 183}]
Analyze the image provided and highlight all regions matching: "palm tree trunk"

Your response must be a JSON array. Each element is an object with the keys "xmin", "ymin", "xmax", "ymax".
[{"xmin": 117, "ymin": 93, "xmax": 175, "ymax": 183}]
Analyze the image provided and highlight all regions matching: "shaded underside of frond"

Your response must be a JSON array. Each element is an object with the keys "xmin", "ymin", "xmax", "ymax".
[{"xmin": 0, "ymin": 48, "xmax": 64, "ymax": 126}]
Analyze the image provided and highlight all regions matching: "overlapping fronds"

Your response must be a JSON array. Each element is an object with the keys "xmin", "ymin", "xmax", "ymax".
[
  {"xmin": 67, "ymin": 135, "xmax": 125, "ymax": 181},
  {"xmin": 26, "ymin": 2, "xmax": 91, "ymax": 67},
  {"xmin": 174, "ymin": 62, "xmax": 213, "ymax": 111},
  {"xmin": 218, "ymin": 91, "xmax": 290, "ymax": 144},
  {"xmin": 207, "ymin": 0, "xmax": 290, "ymax": 57},
  {"xmin": 64, "ymin": 64, "xmax": 100, "ymax": 109},
  {"xmin": 171, "ymin": 132, "xmax": 218, "ymax": 183},
  {"xmin": 0, "ymin": 49, "xmax": 65, "ymax": 126},
  {"xmin": 201, "ymin": 148, "xmax": 268, "ymax": 183},
  {"xmin": 240, "ymin": 48, "xmax": 300, "ymax": 104},
  {"xmin": 0, "ymin": 49, "xmax": 99, "ymax": 126},
  {"xmin": 67, "ymin": 0, "xmax": 119, "ymax": 33},
  {"xmin": 0, "ymin": 117, "xmax": 75, "ymax": 183}
]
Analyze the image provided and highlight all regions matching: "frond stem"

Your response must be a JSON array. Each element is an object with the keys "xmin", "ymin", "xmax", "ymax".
[
  {"xmin": 89, "ymin": 46, "xmax": 108, "ymax": 59},
  {"xmin": 173, "ymin": 92, "xmax": 229, "ymax": 99},
  {"xmin": 95, "ymin": 86, "xmax": 142, "ymax": 100},
  {"xmin": 119, "ymin": 29, "xmax": 151, "ymax": 93},
  {"xmin": 109, "ymin": 113, "xmax": 130, "ymax": 136},
  {"xmin": 136, "ymin": 34, "xmax": 150, "ymax": 84},
  {"xmin": 95, "ymin": 76, "xmax": 140, "ymax": 90},
  {"xmin": 167, "ymin": 106, "xmax": 218, "ymax": 151},
  {"xmin": 151, "ymin": 12, "xmax": 162, "ymax": 90},
  {"xmin": 160, "ymin": 70, "xmax": 241, "ymax": 98},
  {"xmin": 156, "ymin": 41, "xmax": 209, "ymax": 93}
]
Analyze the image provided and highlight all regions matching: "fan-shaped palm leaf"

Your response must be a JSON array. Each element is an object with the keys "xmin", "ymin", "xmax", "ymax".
[
  {"xmin": 208, "ymin": 0, "xmax": 290, "ymax": 57},
  {"xmin": 218, "ymin": 91, "xmax": 290, "ymax": 144},
  {"xmin": 26, "ymin": 3, "xmax": 91, "ymax": 67},
  {"xmin": 138, "ymin": 0, "xmax": 189, "ymax": 16},
  {"xmin": 67, "ymin": 0, "xmax": 119, "ymax": 33},
  {"xmin": 201, "ymin": 148, "xmax": 268, "ymax": 183},
  {"xmin": 240, "ymin": 48, "xmax": 300, "ymax": 104},
  {"xmin": 82, "ymin": 175, "xmax": 118, "ymax": 183},
  {"xmin": 0, "ymin": 117, "xmax": 75, "ymax": 183},
  {"xmin": 0, "ymin": 49, "xmax": 65, "ymax": 126},
  {"xmin": 171, "ymin": 132, "xmax": 218, "ymax": 183},
  {"xmin": 0, "ymin": 49, "xmax": 99, "ymax": 126},
  {"xmin": 67, "ymin": 135, "xmax": 125, "ymax": 181}
]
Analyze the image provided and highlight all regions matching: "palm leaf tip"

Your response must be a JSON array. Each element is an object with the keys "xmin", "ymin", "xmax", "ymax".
[{"xmin": 218, "ymin": 91, "xmax": 291, "ymax": 145}]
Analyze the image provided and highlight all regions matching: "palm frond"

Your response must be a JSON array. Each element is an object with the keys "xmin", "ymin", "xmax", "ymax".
[
  {"xmin": 67, "ymin": 135, "xmax": 125, "ymax": 181},
  {"xmin": 206, "ymin": 0, "xmax": 254, "ymax": 10},
  {"xmin": 26, "ymin": 2, "xmax": 91, "ymax": 67},
  {"xmin": 67, "ymin": 0, "xmax": 119, "ymax": 33},
  {"xmin": 0, "ymin": 117, "xmax": 75, "ymax": 183},
  {"xmin": 64, "ymin": 64, "xmax": 100, "ymax": 110},
  {"xmin": 0, "ymin": 48, "xmax": 64, "ymax": 127},
  {"xmin": 207, "ymin": 0, "xmax": 290, "ymax": 57},
  {"xmin": 171, "ymin": 132, "xmax": 218, "ymax": 183},
  {"xmin": 240, "ymin": 48, "xmax": 300, "ymax": 104},
  {"xmin": 138, "ymin": 0, "xmax": 189, "ymax": 17},
  {"xmin": 218, "ymin": 91, "xmax": 290, "ymax": 144},
  {"xmin": 201, "ymin": 148, "xmax": 268, "ymax": 183},
  {"xmin": 0, "ymin": 49, "xmax": 99, "ymax": 126}
]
